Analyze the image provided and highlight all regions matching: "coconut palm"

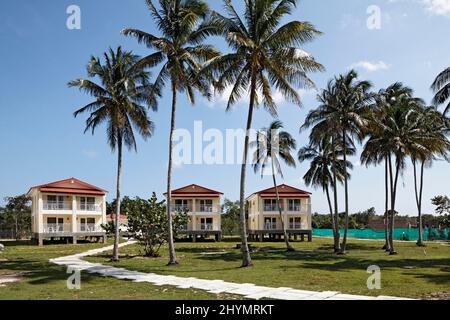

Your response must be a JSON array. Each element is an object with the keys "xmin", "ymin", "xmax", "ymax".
[
  {"xmin": 69, "ymin": 47, "xmax": 156, "ymax": 261},
  {"xmin": 361, "ymin": 83, "xmax": 413, "ymax": 251},
  {"xmin": 205, "ymin": 0, "xmax": 324, "ymax": 267},
  {"xmin": 407, "ymin": 106, "xmax": 450, "ymax": 246},
  {"xmin": 251, "ymin": 120, "xmax": 297, "ymax": 252},
  {"xmin": 431, "ymin": 67, "xmax": 450, "ymax": 115},
  {"xmin": 122, "ymin": 0, "xmax": 219, "ymax": 265},
  {"xmin": 302, "ymin": 70, "xmax": 373, "ymax": 254},
  {"xmin": 298, "ymin": 135, "xmax": 353, "ymax": 252}
]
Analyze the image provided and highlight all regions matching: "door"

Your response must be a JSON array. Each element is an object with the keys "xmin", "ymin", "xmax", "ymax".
[
  {"xmin": 199, "ymin": 200, "xmax": 213, "ymax": 212},
  {"xmin": 264, "ymin": 217, "xmax": 277, "ymax": 230},
  {"xmin": 289, "ymin": 217, "xmax": 301, "ymax": 229},
  {"xmin": 46, "ymin": 217, "xmax": 64, "ymax": 232},
  {"xmin": 200, "ymin": 218, "xmax": 213, "ymax": 230}
]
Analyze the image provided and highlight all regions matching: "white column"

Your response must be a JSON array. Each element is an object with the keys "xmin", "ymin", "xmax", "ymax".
[
  {"xmin": 72, "ymin": 196, "xmax": 77, "ymax": 233},
  {"xmin": 37, "ymin": 194, "xmax": 43, "ymax": 233}
]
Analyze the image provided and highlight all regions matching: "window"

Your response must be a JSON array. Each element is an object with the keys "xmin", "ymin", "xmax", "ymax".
[
  {"xmin": 263, "ymin": 199, "xmax": 283, "ymax": 211},
  {"xmin": 288, "ymin": 199, "xmax": 301, "ymax": 211},
  {"xmin": 46, "ymin": 217, "xmax": 64, "ymax": 232},
  {"xmin": 80, "ymin": 197, "xmax": 95, "ymax": 211},
  {"xmin": 264, "ymin": 217, "xmax": 277, "ymax": 230},
  {"xmin": 199, "ymin": 199, "xmax": 213, "ymax": 212},
  {"xmin": 80, "ymin": 218, "xmax": 96, "ymax": 232},
  {"xmin": 47, "ymin": 195, "xmax": 65, "ymax": 209},
  {"xmin": 200, "ymin": 218, "xmax": 213, "ymax": 230},
  {"xmin": 174, "ymin": 199, "xmax": 189, "ymax": 211},
  {"xmin": 289, "ymin": 217, "xmax": 302, "ymax": 229}
]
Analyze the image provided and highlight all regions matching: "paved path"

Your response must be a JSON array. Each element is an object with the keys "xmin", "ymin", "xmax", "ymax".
[{"xmin": 50, "ymin": 242, "xmax": 413, "ymax": 300}]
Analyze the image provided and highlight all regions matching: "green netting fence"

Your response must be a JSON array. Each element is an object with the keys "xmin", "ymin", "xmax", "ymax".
[{"xmin": 312, "ymin": 228, "xmax": 450, "ymax": 241}]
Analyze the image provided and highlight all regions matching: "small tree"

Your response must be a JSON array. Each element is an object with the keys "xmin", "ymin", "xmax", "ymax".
[
  {"xmin": 3, "ymin": 195, "xmax": 31, "ymax": 240},
  {"xmin": 126, "ymin": 194, "xmax": 188, "ymax": 257},
  {"xmin": 221, "ymin": 199, "xmax": 240, "ymax": 236}
]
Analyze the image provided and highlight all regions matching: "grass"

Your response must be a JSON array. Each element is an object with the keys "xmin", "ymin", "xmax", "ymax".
[
  {"xmin": 84, "ymin": 237, "xmax": 450, "ymax": 299},
  {"xmin": 0, "ymin": 240, "xmax": 240, "ymax": 300}
]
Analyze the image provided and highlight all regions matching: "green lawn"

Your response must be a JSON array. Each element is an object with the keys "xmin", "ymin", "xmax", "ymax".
[
  {"xmin": 84, "ymin": 237, "xmax": 450, "ymax": 299},
  {"xmin": 0, "ymin": 240, "xmax": 239, "ymax": 300}
]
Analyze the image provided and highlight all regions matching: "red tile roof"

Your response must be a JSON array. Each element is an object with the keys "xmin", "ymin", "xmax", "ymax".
[
  {"xmin": 29, "ymin": 178, "xmax": 107, "ymax": 195},
  {"xmin": 252, "ymin": 184, "xmax": 311, "ymax": 198},
  {"xmin": 166, "ymin": 184, "xmax": 223, "ymax": 197}
]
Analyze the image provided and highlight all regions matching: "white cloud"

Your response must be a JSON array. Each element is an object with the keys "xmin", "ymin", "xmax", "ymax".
[
  {"xmin": 82, "ymin": 150, "xmax": 98, "ymax": 159},
  {"xmin": 422, "ymin": 0, "xmax": 450, "ymax": 16},
  {"xmin": 350, "ymin": 61, "xmax": 391, "ymax": 72}
]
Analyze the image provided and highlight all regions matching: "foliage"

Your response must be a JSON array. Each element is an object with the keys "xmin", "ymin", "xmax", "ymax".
[
  {"xmin": 221, "ymin": 199, "xmax": 240, "ymax": 236},
  {"xmin": 431, "ymin": 195, "xmax": 450, "ymax": 215},
  {"xmin": 126, "ymin": 193, "xmax": 188, "ymax": 257},
  {"xmin": 101, "ymin": 220, "xmax": 116, "ymax": 236},
  {"xmin": 0, "ymin": 195, "xmax": 31, "ymax": 239}
]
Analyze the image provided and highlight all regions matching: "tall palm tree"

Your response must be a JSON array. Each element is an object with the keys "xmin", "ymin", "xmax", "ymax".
[
  {"xmin": 361, "ymin": 84, "xmax": 413, "ymax": 252},
  {"xmin": 122, "ymin": 0, "xmax": 219, "ymax": 265},
  {"xmin": 303, "ymin": 70, "xmax": 372, "ymax": 254},
  {"xmin": 431, "ymin": 67, "xmax": 450, "ymax": 115},
  {"xmin": 298, "ymin": 135, "xmax": 353, "ymax": 252},
  {"xmin": 251, "ymin": 120, "xmax": 297, "ymax": 252},
  {"xmin": 69, "ymin": 47, "xmax": 156, "ymax": 261},
  {"xmin": 205, "ymin": 0, "xmax": 324, "ymax": 267},
  {"xmin": 407, "ymin": 106, "xmax": 450, "ymax": 246}
]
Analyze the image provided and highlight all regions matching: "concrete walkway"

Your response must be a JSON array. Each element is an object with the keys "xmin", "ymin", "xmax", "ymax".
[{"xmin": 50, "ymin": 242, "xmax": 413, "ymax": 300}]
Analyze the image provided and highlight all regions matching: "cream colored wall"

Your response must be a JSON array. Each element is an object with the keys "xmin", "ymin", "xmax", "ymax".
[
  {"xmin": 30, "ymin": 189, "xmax": 106, "ymax": 235},
  {"xmin": 246, "ymin": 194, "xmax": 312, "ymax": 231}
]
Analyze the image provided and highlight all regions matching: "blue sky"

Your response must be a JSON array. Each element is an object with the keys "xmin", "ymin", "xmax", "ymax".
[{"xmin": 1, "ymin": 0, "xmax": 450, "ymax": 216}]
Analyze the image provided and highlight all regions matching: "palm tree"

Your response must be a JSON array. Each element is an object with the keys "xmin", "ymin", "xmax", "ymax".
[
  {"xmin": 251, "ymin": 120, "xmax": 297, "ymax": 252},
  {"xmin": 431, "ymin": 67, "xmax": 450, "ymax": 115},
  {"xmin": 303, "ymin": 70, "xmax": 372, "ymax": 254},
  {"xmin": 122, "ymin": 0, "xmax": 219, "ymax": 265},
  {"xmin": 375, "ymin": 85, "xmax": 425, "ymax": 254},
  {"xmin": 205, "ymin": 0, "xmax": 324, "ymax": 267},
  {"xmin": 361, "ymin": 84, "xmax": 412, "ymax": 252},
  {"xmin": 298, "ymin": 135, "xmax": 353, "ymax": 252},
  {"xmin": 69, "ymin": 47, "xmax": 156, "ymax": 261},
  {"xmin": 407, "ymin": 106, "xmax": 449, "ymax": 246}
]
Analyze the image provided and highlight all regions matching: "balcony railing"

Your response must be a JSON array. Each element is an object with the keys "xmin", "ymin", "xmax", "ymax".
[
  {"xmin": 264, "ymin": 222, "xmax": 277, "ymax": 230},
  {"xmin": 263, "ymin": 205, "xmax": 285, "ymax": 212},
  {"xmin": 43, "ymin": 201, "xmax": 72, "ymax": 210},
  {"xmin": 289, "ymin": 223, "xmax": 302, "ymax": 230},
  {"xmin": 43, "ymin": 223, "xmax": 71, "ymax": 233},
  {"xmin": 172, "ymin": 205, "xmax": 191, "ymax": 212},
  {"xmin": 200, "ymin": 224, "xmax": 214, "ymax": 231},
  {"xmin": 78, "ymin": 224, "xmax": 102, "ymax": 233},
  {"xmin": 78, "ymin": 203, "xmax": 102, "ymax": 212},
  {"xmin": 199, "ymin": 205, "xmax": 213, "ymax": 213}
]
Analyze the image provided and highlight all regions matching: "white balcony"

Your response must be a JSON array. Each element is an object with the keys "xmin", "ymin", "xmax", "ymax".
[
  {"xmin": 78, "ymin": 203, "xmax": 103, "ymax": 213},
  {"xmin": 43, "ymin": 223, "xmax": 71, "ymax": 233},
  {"xmin": 78, "ymin": 224, "xmax": 102, "ymax": 233},
  {"xmin": 264, "ymin": 222, "xmax": 278, "ymax": 230},
  {"xmin": 200, "ymin": 224, "xmax": 214, "ymax": 231},
  {"xmin": 43, "ymin": 201, "xmax": 72, "ymax": 211}
]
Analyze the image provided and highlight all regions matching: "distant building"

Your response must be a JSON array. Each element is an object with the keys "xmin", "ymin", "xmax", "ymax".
[
  {"xmin": 27, "ymin": 178, "xmax": 107, "ymax": 245},
  {"xmin": 166, "ymin": 184, "xmax": 223, "ymax": 242},
  {"xmin": 247, "ymin": 185, "xmax": 313, "ymax": 242}
]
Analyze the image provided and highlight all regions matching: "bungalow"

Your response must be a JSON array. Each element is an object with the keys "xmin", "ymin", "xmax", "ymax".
[
  {"xmin": 246, "ymin": 184, "xmax": 313, "ymax": 242},
  {"xmin": 27, "ymin": 178, "xmax": 107, "ymax": 245},
  {"xmin": 167, "ymin": 184, "xmax": 223, "ymax": 242}
]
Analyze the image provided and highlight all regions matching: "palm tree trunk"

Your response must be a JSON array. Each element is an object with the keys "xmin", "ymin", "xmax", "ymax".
[
  {"xmin": 271, "ymin": 160, "xmax": 294, "ymax": 252},
  {"xmin": 238, "ymin": 74, "xmax": 257, "ymax": 268},
  {"xmin": 331, "ymin": 137, "xmax": 341, "ymax": 253},
  {"xmin": 388, "ymin": 155, "xmax": 400, "ymax": 254},
  {"xmin": 166, "ymin": 81, "xmax": 178, "ymax": 266},
  {"xmin": 112, "ymin": 134, "xmax": 122, "ymax": 261},
  {"xmin": 340, "ymin": 130, "xmax": 349, "ymax": 254},
  {"xmin": 325, "ymin": 184, "xmax": 338, "ymax": 251},
  {"xmin": 415, "ymin": 161, "xmax": 425, "ymax": 246},
  {"xmin": 383, "ymin": 157, "xmax": 391, "ymax": 252}
]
